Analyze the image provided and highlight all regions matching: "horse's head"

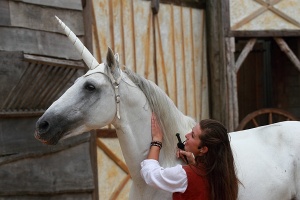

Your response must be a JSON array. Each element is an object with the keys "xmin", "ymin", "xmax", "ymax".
[{"xmin": 35, "ymin": 17, "xmax": 121, "ymax": 145}]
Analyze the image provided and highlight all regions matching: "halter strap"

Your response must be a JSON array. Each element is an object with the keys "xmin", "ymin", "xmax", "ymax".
[
  {"xmin": 108, "ymin": 70, "xmax": 122, "ymax": 119},
  {"xmin": 84, "ymin": 64, "xmax": 122, "ymax": 120}
]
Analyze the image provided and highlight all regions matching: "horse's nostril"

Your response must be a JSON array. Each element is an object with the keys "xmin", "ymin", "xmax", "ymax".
[{"xmin": 38, "ymin": 121, "xmax": 49, "ymax": 133}]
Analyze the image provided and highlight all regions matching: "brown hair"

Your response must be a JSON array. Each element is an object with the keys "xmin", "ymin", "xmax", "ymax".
[{"xmin": 197, "ymin": 119, "xmax": 239, "ymax": 200}]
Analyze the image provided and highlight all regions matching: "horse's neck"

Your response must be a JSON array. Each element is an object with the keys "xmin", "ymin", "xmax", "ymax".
[
  {"xmin": 111, "ymin": 75, "xmax": 186, "ymax": 180},
  {"xmin": 111, "ymin": 77, "xmax": 153, "ymax": 181}
]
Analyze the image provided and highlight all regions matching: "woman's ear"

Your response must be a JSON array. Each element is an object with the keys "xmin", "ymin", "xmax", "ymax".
[{"xmin": 199, "ymin": 146, "xmax": 208, "ymax": 154}]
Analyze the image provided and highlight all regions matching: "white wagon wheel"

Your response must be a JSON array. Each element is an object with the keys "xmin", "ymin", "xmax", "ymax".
[{"xmin": 236, "ymin": 108, "xmax": 298, "ymax": 131}]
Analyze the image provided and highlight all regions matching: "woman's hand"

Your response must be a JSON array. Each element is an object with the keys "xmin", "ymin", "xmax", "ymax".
[
  {"xmin": 151, "ymin": 113, "xmax": 163, "ymax": 142},
  {"xmin": 146, "ymin": 113, "xmax": 163, "ymax": 161},
  {"xmin": 176, "ymin": 149, "xmax": 196, "ymax": 165}
]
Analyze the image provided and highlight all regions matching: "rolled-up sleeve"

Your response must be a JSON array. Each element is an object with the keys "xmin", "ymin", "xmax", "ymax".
[{"xmin": 140, "ymin": 159, "xmax": 187, "ymax": 193}]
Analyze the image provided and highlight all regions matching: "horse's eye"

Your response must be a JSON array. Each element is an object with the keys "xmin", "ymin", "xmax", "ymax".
[{"xmin": 85, "ymin": 84, "xmax": 95, "ymax": 91}]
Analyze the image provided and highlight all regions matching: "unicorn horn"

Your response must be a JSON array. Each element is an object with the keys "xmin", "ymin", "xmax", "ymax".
[{"xmin": 55, "ymin": 16, "xmax": 99, "ymax": 70}]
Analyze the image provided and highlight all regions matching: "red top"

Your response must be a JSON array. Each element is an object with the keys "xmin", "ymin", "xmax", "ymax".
[{"xmin": 173, "ymin": 165, "xmax": 210, "ymax": 200}]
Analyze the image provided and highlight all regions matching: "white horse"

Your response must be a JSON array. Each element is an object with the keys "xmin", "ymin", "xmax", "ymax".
[{"xmin": 35, "ymin": 17, "xmax": 300, "ymax": 200}]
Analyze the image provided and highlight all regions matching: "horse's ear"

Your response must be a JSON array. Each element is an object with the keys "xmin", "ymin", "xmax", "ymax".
[{"xmin": 106, "ymin": 47, "xmax": 116, "ymax": 70}]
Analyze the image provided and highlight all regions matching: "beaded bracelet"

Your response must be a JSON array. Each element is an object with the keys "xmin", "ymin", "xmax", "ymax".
[{"xmin": 150, "ymin": 141, "xmax": 162, "ymax": 150}]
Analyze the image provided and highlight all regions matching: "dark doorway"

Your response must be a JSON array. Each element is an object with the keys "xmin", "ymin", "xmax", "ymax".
[{"xmin": 236, "ymin": 37, "xmax": 300, "ymax": 128}]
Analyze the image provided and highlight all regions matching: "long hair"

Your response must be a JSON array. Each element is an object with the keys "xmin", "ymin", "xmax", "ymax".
[{"xmin": 197, "ymin": 119, "xmax": 239, "ymax": 200}]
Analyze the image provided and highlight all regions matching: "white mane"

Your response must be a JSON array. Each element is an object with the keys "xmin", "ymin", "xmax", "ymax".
[{"xmin": 124, "ymin": 68, "xmax": 196, "ymax": 166}]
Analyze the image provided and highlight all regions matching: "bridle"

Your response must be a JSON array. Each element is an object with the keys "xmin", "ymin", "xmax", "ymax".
[{"xmin": 84, "ymin": 63, "xmax": 122, "ymax": 120}]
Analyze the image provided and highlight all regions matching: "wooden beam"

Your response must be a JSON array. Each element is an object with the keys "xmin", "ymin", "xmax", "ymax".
[
  {"xmin": 96, "ymin": 139, "xmax": 129, "ymax": 175},
  {"xmin": 231, "ymin": 7, "xmax": 267, "ymax": 30},
  {"xmin": 109, "ymin": 175, "xmax": 131, "ymax": 200},
  {"xmin": 24, "ymin": 54, "xmax": 85, "ymax": 69},
  {"xmin": 235, "ymin": 38, "xmax": 257, "ymax": 73},
  {"xmin": 231, "ymin": 0, "xmax": 283, "ymax": 30},
  {"xmin": 254, "ymin": 0, "xmax": 300, "ymax": 28},
  {"xmin": 10, "ymin": 0, "xmax": 83, "ymax": 10},
  {"xmin": 230, "ymin": 30, "xmax": 300, "ymax": 37},
  {"xmin": 145, "ymin": 0, "xmax": 206, "ymax": 9},
  {"xmin": 274, "ymin": 37, "xmax": 300, "ymax": 72}
]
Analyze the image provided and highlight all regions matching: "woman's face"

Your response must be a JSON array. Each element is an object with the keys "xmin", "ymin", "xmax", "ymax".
[{"xmin": 184, "ymin": 124, "xmax": 202, "ymax": 156}]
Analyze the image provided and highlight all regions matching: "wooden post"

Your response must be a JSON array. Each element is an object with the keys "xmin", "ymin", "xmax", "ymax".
[
  {"xmin": 225, "ymin": 37, "xmax": 237, "ymax": 131},
  {"xmin": 83, "ymin": 0, "xmax": 94, "ymax": 65},
  {"xmin": 83, "ymin": 2, "xmax": 99, "ymax": 199},
  {"xmin": 206, "ymin": 0, "xmax": 228, "ymax": 126},
  {"xmin": 225, "ymin": 38, "xmax": 257, "ymax": 130}
]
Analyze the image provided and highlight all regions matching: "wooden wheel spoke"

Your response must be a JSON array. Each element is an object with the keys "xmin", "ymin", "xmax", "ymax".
[
  {"xmin": 269, "ymin": 112, "xmax": 273, "ymax": 124},
  {"xmin": 252, "ymin": 118, "xmax": 259, "ymax": 127}
]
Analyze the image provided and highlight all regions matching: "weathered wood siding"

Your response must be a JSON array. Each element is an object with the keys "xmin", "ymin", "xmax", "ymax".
[
  {"xmin": 0, "ymin": 0, "xmax": 84, "ymax": 60},
  {"xmin": 0, "ymin": 0, "xmax": 98, "ymax": 199},
  {"xmin": 92, "ymin": 0, "xmax": 208, "ymax": 122},
  {"xmin": 97, "ymin": 138, "xmax": 131, "ymax": 200},
  {"xmin": 0, "ymin": 118, "xmax": 97, "ymax": 199},
  {"xmin": 92, "ymin": 0, "xmax": 208, "ymax": 198}
]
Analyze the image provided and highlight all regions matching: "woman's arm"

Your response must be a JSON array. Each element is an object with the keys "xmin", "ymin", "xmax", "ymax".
[
  {"xmin": 140, "ymin": 113, "xmax": 187, "ymax": 193},
  {"xmin": 147, "ymin": 114, "xmax": 163, "ymax": 160}
]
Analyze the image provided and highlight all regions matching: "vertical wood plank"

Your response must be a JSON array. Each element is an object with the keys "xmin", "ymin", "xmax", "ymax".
[
  {"xmin": 173, "ymin": 6, "xmax": 186, "ymax": 114},
  {"xmin": 134, "ymin": 0, "xmax": 152, "ymax": 75},
  {"xmin": 94, "ymin": 0, "xmax": 110, "ymax": 60},
  {"xmin": 182, "ymin": 7, "xmax": 195, "ymax": 117},
  {"xmin": 170, "ymin": 4, "xmax": 178, "ymax": 106},
  {"xmin": 192, "ymin": 9, "xmax": 205, "ymax": 121},
  {"xmin": 122, "ymin": 0, "xmax": 135, "ymax": 69},
  {"xmin": 201, "ymin": 28, "xmax": 209, "ymax": 120}
]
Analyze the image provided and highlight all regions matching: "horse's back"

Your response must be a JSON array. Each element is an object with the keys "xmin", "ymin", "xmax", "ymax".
[{"xmin": 230, "ymin": 121, "xmax": 300, "ymax": 200}]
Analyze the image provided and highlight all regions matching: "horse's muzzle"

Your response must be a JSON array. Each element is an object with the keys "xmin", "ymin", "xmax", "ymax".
[{"xmin": 35, "ymin": 119, "xmax": 62, "ymax": 145}]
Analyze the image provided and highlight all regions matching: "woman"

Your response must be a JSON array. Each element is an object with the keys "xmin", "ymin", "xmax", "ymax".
[{"xmin": 140, "ymin": 114, "xmax": 239, "ymax": 200}]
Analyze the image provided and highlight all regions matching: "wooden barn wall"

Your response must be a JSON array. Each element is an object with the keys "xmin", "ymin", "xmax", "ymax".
[
  {"xmin": 0, "ymin": 0, "xmax": 98, "ymax": 199},
  {"xmin": 92, "ymin": 0, "xmax": 208, "ymax": 121},
  {"xmin": 0, "ymin": 0, "xmax": 84, "ymax": 60},
  {"xmin": 219, "ymin": 0, "xmax": 300, "ymax": 130},
  {"xmin": 91, "ymin": 0, "xmax": 208, "ymax": 198}
]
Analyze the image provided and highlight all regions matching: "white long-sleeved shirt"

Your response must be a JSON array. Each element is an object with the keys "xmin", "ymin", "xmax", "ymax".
[{"xmin": 140, "ymin": 159, "xmax": 188, "ymax": 193}]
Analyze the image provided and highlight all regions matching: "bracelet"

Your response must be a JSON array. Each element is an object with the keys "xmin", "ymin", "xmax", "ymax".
[{"xmin": 150, "ymin": 141, "xmax": 162, "ymax": 150}]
